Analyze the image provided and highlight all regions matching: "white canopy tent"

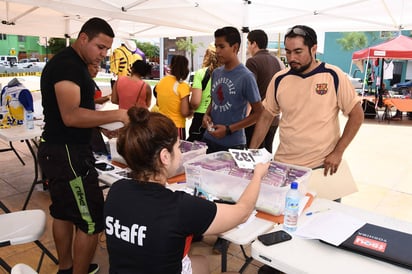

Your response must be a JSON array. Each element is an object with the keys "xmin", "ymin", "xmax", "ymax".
[{"xmin": 1, "ymin": 0, "xmax": 411, "ymax": 39}]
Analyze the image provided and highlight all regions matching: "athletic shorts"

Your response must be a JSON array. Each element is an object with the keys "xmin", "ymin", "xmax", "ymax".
[{"xmin": 38, "ymin": 142, "xmax": 104, "ymax": 234}]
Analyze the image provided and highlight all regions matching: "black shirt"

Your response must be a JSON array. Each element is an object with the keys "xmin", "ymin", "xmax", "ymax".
[
  {"xmin": 104, "ymin": 179, "xmax": 217, "ymax": 273},
  {"xmin": 40, "ymin": 46, "xmax": 95, "ymax": 144}
]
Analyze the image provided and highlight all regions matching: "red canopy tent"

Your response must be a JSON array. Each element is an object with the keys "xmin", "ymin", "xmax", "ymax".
[
  {"xmin": 350, "ymin": 35, "xmax": 412, "ymax": 92},
  {"xmin": 352, "ymin": 35, "xmax": 412, "ymax": 60}
]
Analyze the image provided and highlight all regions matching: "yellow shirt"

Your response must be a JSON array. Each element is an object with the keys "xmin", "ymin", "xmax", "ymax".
[{"xmin": 156, "ymin": 75, "xmax": 190, "ymax": 128}]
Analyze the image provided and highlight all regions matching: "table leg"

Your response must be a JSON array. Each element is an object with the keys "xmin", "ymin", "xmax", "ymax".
[
  {"xmin": 220, "ymin": 239, "xmax": 229, "ymax": 272},
  {"xmin": 0, "ymin": 141, "xmax": 25, "ymax": 165},
  {"xmin": 22, "ymin": 139, "xmax": 40, "ymax": 210},
  {"xmin": 238, "ymin": 245, "xmax": 253, "ymax": 273}
]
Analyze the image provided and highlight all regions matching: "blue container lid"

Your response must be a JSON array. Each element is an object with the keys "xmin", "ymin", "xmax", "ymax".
[{"xmin": 291, "ymin": 181, "xmax": 298, "ymax": 189}]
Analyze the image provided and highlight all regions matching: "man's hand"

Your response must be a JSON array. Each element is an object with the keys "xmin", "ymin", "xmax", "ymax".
[
  {"xmin": 208, "ymin": 124, "xmax": 226, "ymax": 139},
  {"xmin": 323, "ymin": 151, "xmax": 342, "ymax": 176}
]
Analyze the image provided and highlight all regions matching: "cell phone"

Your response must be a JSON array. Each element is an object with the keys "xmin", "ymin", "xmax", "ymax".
[
  {"xmin": 257, "ymin": 230, "xmax": 292, "ymax": 246},
  {"xmin": 94, "ymin": 162, "xmax": 115, "ymax": 171}
]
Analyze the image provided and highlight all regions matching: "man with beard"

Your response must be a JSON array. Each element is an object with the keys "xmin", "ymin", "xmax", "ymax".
[{"xmin": 250, "ymin": 25, "xmax": 363, "ymax": 177}]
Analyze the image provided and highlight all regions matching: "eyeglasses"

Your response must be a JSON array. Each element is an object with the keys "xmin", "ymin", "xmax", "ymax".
[{"xmin": 285, "ymin": 27, "xmax": 315, "ymax": 44}]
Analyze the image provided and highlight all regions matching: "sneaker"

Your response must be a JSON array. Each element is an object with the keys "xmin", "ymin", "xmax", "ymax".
[
  {"xmin": 56, "ymin": 264, "xmax": 99, "ymax": 274},
  {"xmin": 88, "ymin": 263, "xmax": 100, "ymax": 274},
  {"xmin": 57, "ymin": 268, "xmax": 72, "ymax": 274}
]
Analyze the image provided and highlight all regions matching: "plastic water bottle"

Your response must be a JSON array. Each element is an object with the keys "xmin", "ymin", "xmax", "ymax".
[
  {"xmin": 25, "ymin": 110, "xmax": 34, "ymax": 130},
  {"xmin": 283, "ymin": 181, "xmax": 300, "ymax": 232}
]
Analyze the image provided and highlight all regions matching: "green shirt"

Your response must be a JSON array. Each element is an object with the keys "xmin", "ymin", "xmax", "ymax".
[{"xmin": 192, "ymin": 67, "xmax": 211, "ymax": 113}]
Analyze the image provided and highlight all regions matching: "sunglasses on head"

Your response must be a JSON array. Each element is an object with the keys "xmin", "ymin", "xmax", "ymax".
[{"xmin": 286, "ymin": 27, "xmax": 315, "ymax": 44}]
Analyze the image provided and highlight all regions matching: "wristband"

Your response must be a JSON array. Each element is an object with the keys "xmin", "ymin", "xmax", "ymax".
[{"xmin": 225, "ymin": 125, "xmax": 232, "ymax": 136}]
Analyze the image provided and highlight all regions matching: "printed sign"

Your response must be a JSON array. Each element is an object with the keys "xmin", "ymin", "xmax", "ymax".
[{"xmin": 228, "ymin": 148, "xmax": 272, "ymax": 169}]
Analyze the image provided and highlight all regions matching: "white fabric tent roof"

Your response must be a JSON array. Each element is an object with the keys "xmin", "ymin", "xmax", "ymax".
[{"xmin": 1, "ymin": 0, "xmax": 412, "ymax": 39}]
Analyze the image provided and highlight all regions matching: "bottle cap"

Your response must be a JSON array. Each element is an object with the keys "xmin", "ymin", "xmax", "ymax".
[{"xmin": 291, "ymin": 181, "xmax": 298, "ymax": 189}]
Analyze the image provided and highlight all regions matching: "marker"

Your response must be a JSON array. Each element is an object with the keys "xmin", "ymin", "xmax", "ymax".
[{"xmin": 305, "ymin": 208, "xmax": 331, "ymax": 216}]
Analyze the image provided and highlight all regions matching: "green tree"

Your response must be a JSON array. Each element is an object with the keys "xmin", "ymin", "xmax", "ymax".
[
  {"xmin": 48, "ymin": 38, "xmax": 74, "ymax": 54},
  {"xmin": 136, "ymin": 41, "xmax": 159, "ymax": 60},
  {"xmin": 336, "ymin": 32, "xmax": 368, "ymax": 51},
  {"xmin": 176, "ymin": 37, "xmax": 203, "ymax": 71}
]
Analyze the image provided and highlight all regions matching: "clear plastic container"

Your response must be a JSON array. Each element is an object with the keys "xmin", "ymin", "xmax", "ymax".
[{"xmin": 25, "ymin": 110, "xmax": 34, "ymax": 130}]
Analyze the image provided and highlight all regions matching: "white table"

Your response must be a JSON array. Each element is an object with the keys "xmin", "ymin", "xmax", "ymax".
[
  {"xmin": 0, "ymin": 125, "xmax": 59, "ymax": 267},
  {"xmin": 251, "ymin": 198, "xmax": 412, "ymax": 274},
  {"xmin": 0, "ymin": 125, "xmax": 43, "ymax": 209},
  {"xmin": 219, "ymin": 216, "xmax": 274, "ymax": 272}
]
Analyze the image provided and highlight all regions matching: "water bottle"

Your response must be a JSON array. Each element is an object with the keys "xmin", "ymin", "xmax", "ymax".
[
  {"xmin": 283, "ymin": 181, "xmax": 300, "ymax": 232},
  {"xmin": 25, "ymin": 110, "xmax": 34, "ymax": 130}
]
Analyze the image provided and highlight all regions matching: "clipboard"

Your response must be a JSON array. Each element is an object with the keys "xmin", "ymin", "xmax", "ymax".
[{"xmin": 307, "ymin": 159, "xmax": 358, "ymax": 200}]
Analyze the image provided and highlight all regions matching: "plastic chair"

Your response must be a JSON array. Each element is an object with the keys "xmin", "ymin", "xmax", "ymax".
[
  {"xmin": 11, "ymin": 263, "xmax": 38, "ymax": 274},
  {"xmin": 0, "ymin": 209, "xmax": 51, "ymax": 273}
]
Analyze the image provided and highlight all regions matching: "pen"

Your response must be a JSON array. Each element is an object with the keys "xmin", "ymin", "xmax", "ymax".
[{"xmin": 305, "ymin": 208, "xmax": 331, "ymax": 216}]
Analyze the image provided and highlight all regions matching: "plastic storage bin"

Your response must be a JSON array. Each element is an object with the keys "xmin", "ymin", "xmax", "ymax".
[
  {"xmin": 173, "ymin": 140, "xmax": 208, "ymax": 176},
  {"xmin": 184, "ymin": 151, "xmax": 311, "ymax": 215},
  {"xmin": 109, "ymin": 138, "xmax": 207, "ymax": 176}
]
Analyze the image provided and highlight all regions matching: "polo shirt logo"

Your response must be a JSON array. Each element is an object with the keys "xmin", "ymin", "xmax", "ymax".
[{"xmin": 315, "ymin": 83, "xmax": 328, "ymax": 95}]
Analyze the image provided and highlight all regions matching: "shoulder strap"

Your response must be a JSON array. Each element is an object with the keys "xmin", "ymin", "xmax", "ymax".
[
  {"xmin": 201, "ymin": 68, "xmax": 211, "ymax": 91},
  {"xmin": 135, "ymin": 82, "xmax": 146, "ymax": 107}
]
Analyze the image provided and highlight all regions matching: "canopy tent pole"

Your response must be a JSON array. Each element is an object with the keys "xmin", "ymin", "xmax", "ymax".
[
  {"xmin": 361, "ymin": 57, "xmax": 370, "ymax": 98},
  {"xmin": 240, "ymin": 0, "xmax": 251, "ymax": 64}
]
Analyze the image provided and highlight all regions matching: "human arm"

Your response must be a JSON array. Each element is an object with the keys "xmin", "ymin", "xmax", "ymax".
[
  {"xmin": 145, "ymin": 84, "xmax": 152, "ymax": 108},
  {"xmin": 190, "ymin": 68, "xmax": 207, "ymax": 109},
  {"xmin": 249, "ymin": 108, "xmax": 274, "ymax": 149},
  {"xmin": 190, "ymin": 87, "xmax": 202, "ymax": 109},
  {"xmin": 179, "ymin": 82, "xmax": 193, "ymax": 117},
  {"xmin": 203, "ymin": 161, "xmax": 270, "ymax": 235},
  {"xmin": 111, "ymin": 80, "xmax": 119, "ymax": 105},
  {"xmin": 180, "ymin": 95, "xmax": 192, "ymax": 117},
  {"xmin": 323, "ymin": 102, "xmax": 364, "ymax": 176},
  {"xmin": 55, "ymin": 80, "xmax": 128, "ymax": 128},
  {"xmin": 208, "ymin": 101, "xmax": 264, "ymax": 139}
]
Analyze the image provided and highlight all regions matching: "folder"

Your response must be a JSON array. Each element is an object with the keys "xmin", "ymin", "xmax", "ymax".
[{"xmin": 307, "ymin": 159, "xmax": 358, "ymax": 200}]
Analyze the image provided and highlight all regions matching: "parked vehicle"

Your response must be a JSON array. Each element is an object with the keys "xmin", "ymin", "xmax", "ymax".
[
  {"xmin": 392, "ymin": 81, "xmax": 412, "ymax": 96},
  {"xmin": 146, "ymin": 63, "xmax": 170, "ymax": 79},
  {"xmin": 345, "ymin": 73, "xmax": 363, "ymax": 91},
  {"xmin": 17, "ymin": 58, "xmax": 46, "ymax": 69},
  {"xmin": 0, "ymin": 55, "xmax": 18, "ymax": 67}
]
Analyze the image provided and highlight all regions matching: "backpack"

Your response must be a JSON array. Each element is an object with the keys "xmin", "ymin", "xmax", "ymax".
[
  {"xmin": 362, "ymin": 99, "xmax": 377, "ymax": 119},
  {"xmin": 0, "ymin": 78, "xmax": 33, "ymax": 126}
]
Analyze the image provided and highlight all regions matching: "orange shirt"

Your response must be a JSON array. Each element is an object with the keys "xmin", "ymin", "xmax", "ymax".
[{"xmin": 116, "ymin": 76, "xmax": 148, "ymax": 109}]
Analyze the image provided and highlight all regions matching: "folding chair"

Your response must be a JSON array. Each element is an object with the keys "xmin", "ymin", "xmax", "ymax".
[{"xmin": 0, "ymin": 206, "xmax": 57, "ymax": 273}]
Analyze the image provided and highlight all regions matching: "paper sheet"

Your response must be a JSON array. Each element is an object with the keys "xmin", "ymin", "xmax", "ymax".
[
  {"xmin": 294, "ymin": 210, "xmax": 366, "ymax": 246},
  {"xmin": 307, "ymin": 159, "xmax": 358, "ymax": 200},
  {"xmin": 99, "ymin": 121, "xmax": 124, "ymax": 131}
]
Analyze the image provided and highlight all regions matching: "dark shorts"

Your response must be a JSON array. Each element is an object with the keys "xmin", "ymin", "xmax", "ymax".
[
  {"xmin": 201, "ymin": 137, "xmax": 246, "ymax": 154},
  {"xmin": 38, "ymin": 142, "xmax": 104, "ymax": 234}
]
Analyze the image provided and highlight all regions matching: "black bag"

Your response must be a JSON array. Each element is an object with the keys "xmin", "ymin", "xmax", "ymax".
[{"xmin": 362, "ymin": 99, "xmax": 376, "ymax": 119}]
